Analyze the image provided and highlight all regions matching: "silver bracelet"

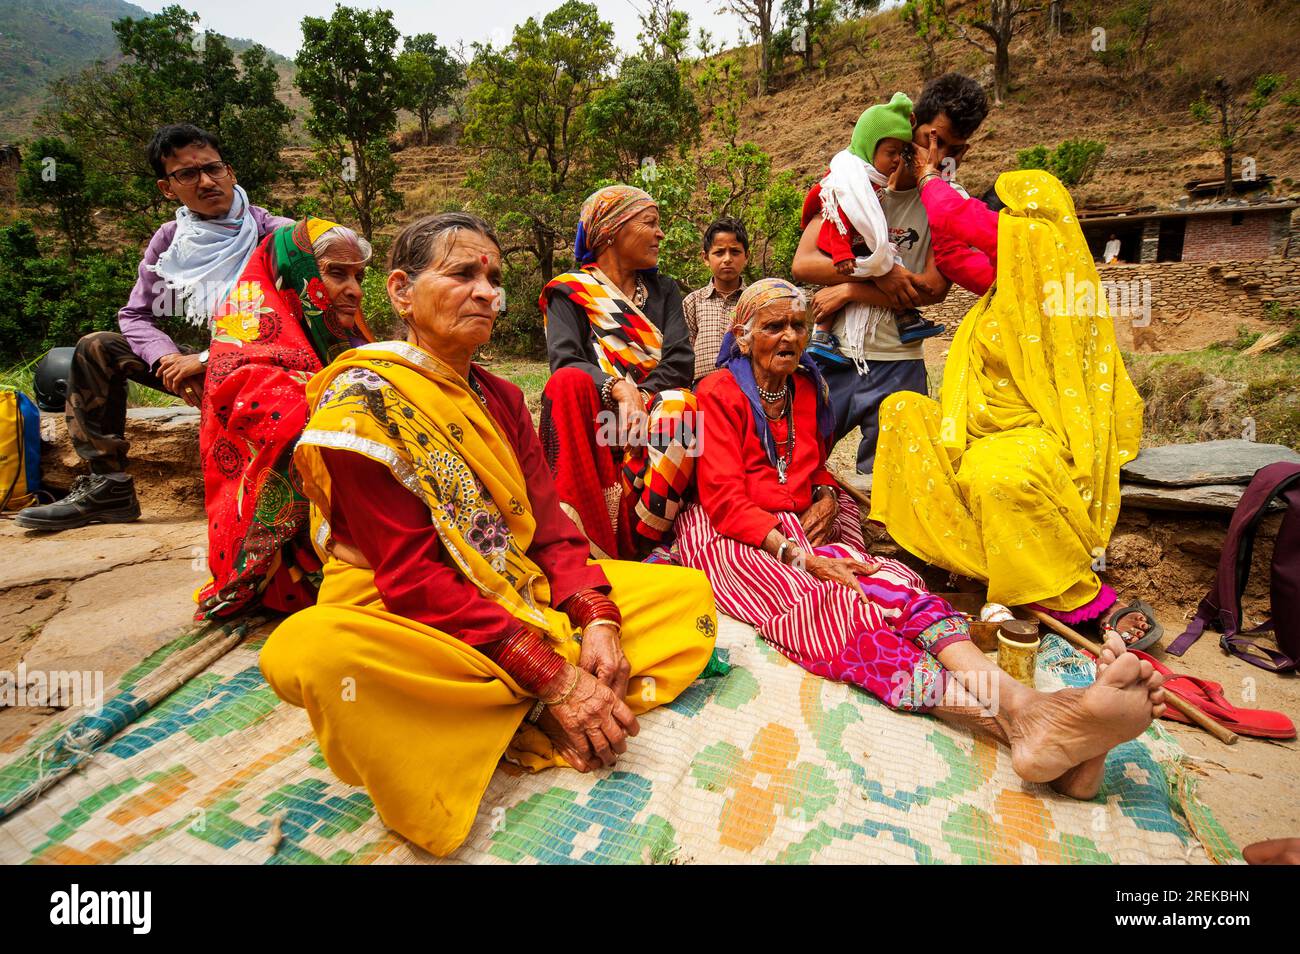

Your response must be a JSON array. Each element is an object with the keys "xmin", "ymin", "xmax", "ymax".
[{"xmin": 775, "ymin": 540, "xmax": 789, "ymax": 564}]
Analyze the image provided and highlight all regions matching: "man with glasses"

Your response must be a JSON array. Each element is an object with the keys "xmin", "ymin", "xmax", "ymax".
[{"xmin": 17, "ymin": 124, "xmax": 291, "ymax": 531}]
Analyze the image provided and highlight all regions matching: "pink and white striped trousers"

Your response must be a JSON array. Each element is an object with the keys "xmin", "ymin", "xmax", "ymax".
[{"xmin": 675, "ymin": 491, "xmax": 969, "ymax": 711}]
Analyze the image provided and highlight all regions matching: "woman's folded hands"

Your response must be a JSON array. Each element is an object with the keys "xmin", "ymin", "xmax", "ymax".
[{"xmin": 537, "ymin": 662, "xmax": 640, "ymax": 772}]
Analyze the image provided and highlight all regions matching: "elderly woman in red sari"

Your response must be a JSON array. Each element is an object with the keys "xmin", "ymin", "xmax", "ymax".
[
  {"xmin": 197, "ymin": 218, "xmax": 373, "ymax": 619},
  {"xmin": 260, "ymin": 213, "xmax": 716, "ymax": 856},
  {"xmin": 540, "ymin": 185, "xmax": 697, "ymax": 559},
  {"xmin": 677, "ymin": 278, "xmax": 1166, "ymax": 800}
]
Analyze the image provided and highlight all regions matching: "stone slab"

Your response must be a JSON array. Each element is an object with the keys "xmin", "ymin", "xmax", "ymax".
[
  {"xmin": 1120, "ymin": 482, "xmax": 1284, "ymax": 513},
  {"xmin": 1121, "ymin": 440, "xmax": 1300, "ymax": 487}
]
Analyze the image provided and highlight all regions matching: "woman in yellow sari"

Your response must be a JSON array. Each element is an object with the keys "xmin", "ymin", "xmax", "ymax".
[
  {"xmin": 260, "ymin": 213, "xmax": 716, "ymax": 856},
  {"xmin": 871, "ymin": 168, "xmax": 1147, "ymax": 635}
]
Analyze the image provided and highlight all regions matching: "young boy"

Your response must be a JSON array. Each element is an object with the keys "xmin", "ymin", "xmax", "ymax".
[
  {"xmin": 808, "ymin": 92, "xmax": 944, "ymax": 361},
  {"xmin": 683, "ymin": 217, "xmax": 749, "ymax": 384}
]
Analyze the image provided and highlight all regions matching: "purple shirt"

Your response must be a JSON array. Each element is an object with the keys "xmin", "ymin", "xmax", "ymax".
[{"xmin": 118, "ymin": 205, "xmax": 293, "ymax": 369}]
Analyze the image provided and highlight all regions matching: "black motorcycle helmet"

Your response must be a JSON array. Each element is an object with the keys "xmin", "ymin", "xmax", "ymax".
[{"xmin": 33, "ymin": 346, "xmax": 75, "ymax": 412}]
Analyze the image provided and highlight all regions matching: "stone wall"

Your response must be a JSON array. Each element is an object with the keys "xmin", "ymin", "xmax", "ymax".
[{"xmin": 923, "ymin": 257, "xmax": 1300, "ymax": 326}]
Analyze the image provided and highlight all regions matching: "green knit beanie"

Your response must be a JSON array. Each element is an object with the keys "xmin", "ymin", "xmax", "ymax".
[{"xmin": 849, "ymin": 91, "xmax": 915, "ymax": 165}]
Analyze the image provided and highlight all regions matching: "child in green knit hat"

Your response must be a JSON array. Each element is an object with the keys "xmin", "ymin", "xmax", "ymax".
[
  {"xmin": 817, "ymin": 91, "xmax": 914, "ymax": 274},
  {"xmin": 807, "ymin": 90, "xmax": 945, "ymax": 356}
]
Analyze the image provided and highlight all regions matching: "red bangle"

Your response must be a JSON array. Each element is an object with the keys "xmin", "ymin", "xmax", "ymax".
[
  {"xmin": 486, "ymin": 627, "xmax": 566, "ymax": 696},
  {"xmin": 563, "ymin": 588, "xmax": 622, "ymax": 631}
]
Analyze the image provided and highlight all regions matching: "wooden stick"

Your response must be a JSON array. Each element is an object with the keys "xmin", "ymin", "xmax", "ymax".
[
  {"xmin": 831, "ymin": 469, "xmax": 873, "ymax": 513},
  {"xmin": 1026, "ymin": 609, "xmax": 1238, "ymax": 746}
]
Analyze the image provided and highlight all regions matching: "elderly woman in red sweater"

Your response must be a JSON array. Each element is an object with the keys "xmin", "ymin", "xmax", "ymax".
[{"xmin": 676, "ymin": 277, "xmax": 1166, "ymax": 800}]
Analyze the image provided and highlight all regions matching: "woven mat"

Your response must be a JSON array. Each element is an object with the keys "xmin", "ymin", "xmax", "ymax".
[{"xmin": 0, "ymin": 617, "xmax": 1240, "ymax": 864}]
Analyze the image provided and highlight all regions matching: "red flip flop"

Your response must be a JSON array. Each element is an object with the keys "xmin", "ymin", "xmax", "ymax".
[{"xmin": 1131, "ymin": 649, "xmax": 1296, "ymax": 740}]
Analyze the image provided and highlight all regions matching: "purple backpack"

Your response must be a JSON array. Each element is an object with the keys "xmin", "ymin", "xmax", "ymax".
[{"xmin": 1167, "ymin": 461, "xmax": 1300, "ymax": 672}]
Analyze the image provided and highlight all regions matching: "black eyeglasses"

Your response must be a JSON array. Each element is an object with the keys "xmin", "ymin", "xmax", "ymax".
[{"xmin": 165, "ymin": 161, "xmax": 232, "ymax": 186}]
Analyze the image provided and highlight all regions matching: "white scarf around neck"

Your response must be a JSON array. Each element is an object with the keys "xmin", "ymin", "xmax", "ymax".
[
  {"xmin": 819, "ymin": 149, "xmax": 906, "ymax": 374},
  {"xmin": 148, "ymin": 184, "xmax": 260, "ymax": 327}
]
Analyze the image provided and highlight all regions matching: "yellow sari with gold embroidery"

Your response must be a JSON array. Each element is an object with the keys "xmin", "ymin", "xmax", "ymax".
[
  {"xmin": 260, "ymin": 341, "xmax": 715, "ymax": 856},
  {"xmin": 869, "ymin": 171, "xmax": 1143, "ymax": 611}
]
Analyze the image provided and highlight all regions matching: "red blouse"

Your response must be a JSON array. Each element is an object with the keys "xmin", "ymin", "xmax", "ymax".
[
  {"xmin": 695, "ymin": 368, "xmax": 838, "ymax": 547},
  {"xmin": 322, "ymin": 364, "xmax": 609, "ymax": 649}
]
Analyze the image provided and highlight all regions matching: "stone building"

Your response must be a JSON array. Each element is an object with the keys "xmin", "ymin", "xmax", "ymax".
[{"xmin": 1079, "ymin": 199, "xmax": 1297, "ymax": 264}]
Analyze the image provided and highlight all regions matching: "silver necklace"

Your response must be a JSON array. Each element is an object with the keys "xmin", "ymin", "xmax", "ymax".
[
  {"xmin": 756, "ymin": 378, "xmax": 789, "ymax": 404},
  {"xmin": 775, "ymin": 398, "xmax": 795, "ymax": 484},
  {"xmin": 633, "ymin": 276, "xmax": 648, "ymax": 309}
]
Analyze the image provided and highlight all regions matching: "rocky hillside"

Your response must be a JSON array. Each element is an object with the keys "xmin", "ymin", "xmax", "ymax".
[
  {"xmin": 715, "ymin": 0, "xmax": 1300, "ymax": 207},
  {"xmin": 329, "ymin": 0, "xmax": 1300, "ymax": 241},
  {"xmin": 0, "ymin": 0, "xmax": 296, "ymax": 141}
]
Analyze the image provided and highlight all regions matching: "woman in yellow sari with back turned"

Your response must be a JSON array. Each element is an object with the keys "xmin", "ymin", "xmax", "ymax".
[
  {"xmin": 870, "ymin": 167, "xmax": 1151, "ymax": 640},
  {"xmin": 260, "ymin": 213, "xmax": 716, "ymax": 857}
]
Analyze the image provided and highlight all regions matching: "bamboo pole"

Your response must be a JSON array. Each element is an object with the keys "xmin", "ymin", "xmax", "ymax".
[{"xmin": 833, "ymin": 472, "xmax": 872, "ymax": 513}]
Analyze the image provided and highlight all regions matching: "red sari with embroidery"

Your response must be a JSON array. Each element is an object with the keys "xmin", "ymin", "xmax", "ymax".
[{"xmin": 197, "ymin": 219, "xmax": 371, "ymax": 620}]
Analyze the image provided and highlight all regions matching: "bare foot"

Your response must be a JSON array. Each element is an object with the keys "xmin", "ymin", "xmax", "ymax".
[
  {"xmin": 1049, "ymin": 633, "xmax": 1130, "ymax": 799},
  {"xmin": 1009, "ymin": 648, "xmax": 1154, "ymax": 786},
  {"xmin": 1243, "ymin": 838, "xmax": 1300, "ymax": 865}
]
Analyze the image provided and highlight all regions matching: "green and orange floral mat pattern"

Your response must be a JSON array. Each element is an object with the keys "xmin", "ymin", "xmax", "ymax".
[{"xmin": 0, "ymin": 618, "xmax": 1239, "ymax": 865}]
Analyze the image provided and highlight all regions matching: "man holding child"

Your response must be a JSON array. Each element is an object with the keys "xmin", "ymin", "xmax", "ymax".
[{"xmin": 793, "ymin": 73, "xmax": 990, "ymax": 478}]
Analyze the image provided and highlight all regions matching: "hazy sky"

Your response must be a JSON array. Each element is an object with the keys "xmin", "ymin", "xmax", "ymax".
[{"xmin": 131, "ymin": 0, "xmax": 751, "ymax": 59}]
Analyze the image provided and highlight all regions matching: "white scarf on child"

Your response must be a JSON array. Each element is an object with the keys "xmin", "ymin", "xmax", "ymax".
[
  {"xmin": 147, "ymin": 185, "xmax": 260, "ymax": 327},
  {"xmin": 819, "ymin": 149, "xmax": 903, "ymax": 373}
]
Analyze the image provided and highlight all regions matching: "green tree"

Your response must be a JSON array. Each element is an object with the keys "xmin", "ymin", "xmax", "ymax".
[
  {"xmin": 718, "ymin": 0, "xmax": 780, "ymax": 96},
  {"xmin": 396, "ymin": 34, "xmax": 465, "ymax": 146},
  {"xmin": 463, "ymin": 1, "xmax": 618, "ymax": 287},
  {"xmin": 1016, "ymin": 139, "xmax": 1107, "ymax": 186},
  {"xmin": 953, "ymin": 0, "xmax": 1038, "ymax": 105},
  {"xmin": 41, "ymin": 5, "xmax": 291, "ymax": 237},
  {"xmin": 296, "ymin": 5, "xmax": 404, "ymax": 241},
  {"xmin": 634, "ymin": 56, "xmax": 803, "ymax": 288},
  {"xmin": 901, "ymin": 0, "xmax": 950, "ymax": 79},
  {"xmin": 776, "ymin": 0, "xmax": 838, "ymax": 73},
  {"xmin": 1191, "ymin": 73, "xmax": 1292, "ymax": 192},
  {"xmin": 636, "ymin": 0, "xmax": 692, "ymax": 62},
  {"xmin": 16, "ymin": 138, "xmax": 110, "ymax": 259},
  {"xmin": 587, "ymin": 58, "xmax": 701, "ymax": 181},
  {"xmin": 0, "ymin": 222, "xmax": 136, "ymax": 365}
]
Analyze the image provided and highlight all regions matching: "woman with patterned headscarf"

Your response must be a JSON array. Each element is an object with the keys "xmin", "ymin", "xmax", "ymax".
[
  {"xmin": 197, "ymin": 218, "xmax": 374, "ymax": 620},
  {"xmin": 539, "ymin": 185, "xmax": 697, "ymax": 560},
  {"xmin": 677, "ymin": 278, "xmax": 1165, "ymax": 801}
]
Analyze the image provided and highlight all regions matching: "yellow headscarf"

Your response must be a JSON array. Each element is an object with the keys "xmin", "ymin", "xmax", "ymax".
[
  {"xmin": 295, "ymin": 341, "xmax": 562, "ymax": 636},
  {"xmin": 939, "ymin": 169, "xmax": 1143, "ymax": 540}
]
